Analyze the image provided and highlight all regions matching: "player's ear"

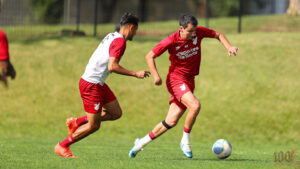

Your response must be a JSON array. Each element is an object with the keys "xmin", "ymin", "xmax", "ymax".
[
  {"xmin": 129, "ymin": 24, "xmax": 137, "ymax": 31},
  {"xmin": 179, "ymin": 26, "xmax": 184, "ymax": 32}
]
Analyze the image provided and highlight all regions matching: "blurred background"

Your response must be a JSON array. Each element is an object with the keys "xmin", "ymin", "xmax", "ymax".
[{"xmin": 1, "ymin": 0, "xmax": 299, "ymax": 38}]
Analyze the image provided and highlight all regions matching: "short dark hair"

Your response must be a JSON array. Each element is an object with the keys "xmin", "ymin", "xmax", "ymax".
[
  {"xmin": 120, "ymin": 12, "xmax": 139, "ymax": 26},
  {"xmin": 179, "ymin": 14, "xmax": 198, "ymax": 28}
]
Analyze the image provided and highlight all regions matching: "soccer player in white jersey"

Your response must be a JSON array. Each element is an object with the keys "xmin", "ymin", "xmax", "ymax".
[{"xmin": 54, "ymin": 12, "xmax": 150, "ymax": 158}]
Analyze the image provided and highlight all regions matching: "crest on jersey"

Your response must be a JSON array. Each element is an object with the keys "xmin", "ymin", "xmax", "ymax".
[
  {"xmin": 94, "ymin": 102, "xmax": 100, "ymax": 111},
  {"xmin": 193, "ymin": 37, "xmax": 197, "ymax": 45},
  {"xmin": 180, "ymin": 84, "xmax": 186, "ymax": 91}
]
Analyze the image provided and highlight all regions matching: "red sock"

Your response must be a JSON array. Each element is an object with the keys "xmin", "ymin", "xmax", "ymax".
[
  {"xmin": 59, "ymin": 135, "xmax": 76, "ymax": 147},
  {"xmin": 184, "ymin": 127, "xmax": 191, "ymax": 133},
  {"xmin": 149, "ymin": 131, "xmax": 157, "ymax": 140},
  {"xmin": 76, "ymin": 115, "xmax": 88, "ymax": 126}
]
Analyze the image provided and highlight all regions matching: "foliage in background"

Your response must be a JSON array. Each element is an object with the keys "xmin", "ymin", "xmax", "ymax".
[
  {"xmin": 27, "ymin": 0, "xmax": 64, "ymax": 24},
  {"xmin": 200, "ymin": 0, "xmax": 269, "ymax": 17}
]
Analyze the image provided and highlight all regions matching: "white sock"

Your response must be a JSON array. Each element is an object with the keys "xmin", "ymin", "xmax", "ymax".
[
  {"xmin": 140, "ymin": 134, "xmax": 152, "ymax": 147},
  {"xmin": 181, "ymin": 131, "xmax": 190, "ymax": 145}
]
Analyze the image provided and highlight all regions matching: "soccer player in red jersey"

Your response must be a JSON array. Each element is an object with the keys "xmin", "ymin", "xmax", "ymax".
[
  {"xmin": 0, "ymin": 29, "xmax": 16, "ymax": 87},
  {"xmin": 129, "ymin": 14, "xmax": 238, "ymax": 158},
  {"xmin": 54, "ymin": 12, "xmax": 150, "ymax": 158}
]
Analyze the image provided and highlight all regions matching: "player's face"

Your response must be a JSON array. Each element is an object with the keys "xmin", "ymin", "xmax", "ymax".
[
  {"xmin": 180, "ymin": 23, "xmax": 197, "ymax": 41},
  {"xmin": 128, "ymin": 25, "xmax": 138, "ymax": 41}
]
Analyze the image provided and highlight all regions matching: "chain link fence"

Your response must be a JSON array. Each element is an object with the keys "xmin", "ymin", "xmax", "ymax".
[{"xmin": 0, "ymin": 0, "xmax": 290, "ymax": 39}]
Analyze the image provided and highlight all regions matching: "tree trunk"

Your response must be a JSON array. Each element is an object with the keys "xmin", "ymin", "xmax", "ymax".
[{"xmin": 286, "ymin": 0, "xmax": 300, "ymax": 15}]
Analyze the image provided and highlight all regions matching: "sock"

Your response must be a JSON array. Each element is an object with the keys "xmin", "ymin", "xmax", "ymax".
[
  {"xmin": 59, "ymin": 135, "xmax": 76, "ymax": 147},
  {"xmin": 139, "ymin": 132, "xmax": 155, "ymax": 148},
  {"xmin": 181, "ymin": 127, "xmax": 191, "ymax": 144},
  {"xmin": 76, "ymin": 115, "xmax": 88, "ymax": 126},
  {"xmin": 184, "ymin": 127, "xmax": 191, "ymax": 133},
  {"xmin": 148, "ymin": 131, "xmax": 156, "ymax": 140}
]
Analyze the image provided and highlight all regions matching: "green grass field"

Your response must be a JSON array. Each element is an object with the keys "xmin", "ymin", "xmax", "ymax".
[{"xmin": 0, "ymin": 15, "xmax": 299, "ymax": 168}]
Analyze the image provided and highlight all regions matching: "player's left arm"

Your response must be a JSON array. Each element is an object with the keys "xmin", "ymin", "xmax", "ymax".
[
  {"xmin": 215, "ymin": 32, "xmax": 238, "ymax": 56},
  {"xmin": 108, "ymin": 57, "xmax": 150, "ymax": 79}
]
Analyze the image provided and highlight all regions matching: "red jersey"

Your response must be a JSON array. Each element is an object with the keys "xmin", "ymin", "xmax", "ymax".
[
  {"xmin": 152, "ymin": 26, "xmax": 216, "ymax": 78},
  {"xmin": 0, "ymin": 29, "xmax": 9, "ymax": 61}
]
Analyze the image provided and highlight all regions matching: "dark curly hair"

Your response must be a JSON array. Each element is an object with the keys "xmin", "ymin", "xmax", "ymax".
[{"xmin": 120, "ymin": 12, "xmax": 139, "ymax": 26}]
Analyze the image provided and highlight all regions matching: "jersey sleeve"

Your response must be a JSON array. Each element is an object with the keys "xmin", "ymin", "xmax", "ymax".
[
  {"xmin": 197, "ymin": 26, "xmax": 216, "ymax": 38},
  {"xmin": 0, "ymin": 31, "xmax": 9, "ymax": 61},
  {"xmin": 109, "ymin": 37, "xmax": 126, "ymax": 60},
  {"xmin": 152, "ymin": 36, "xmax": 173, "ymax": 56}
]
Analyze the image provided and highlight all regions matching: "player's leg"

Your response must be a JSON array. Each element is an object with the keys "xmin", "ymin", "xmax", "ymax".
[
  {"xmin": 181, "ymin": 91, "xmax": 201, "ymax": 131},
  {"xmin": 179, "ymin": 91, "xmax": 201, "ymax": 158},
  {"xmin": 65, "ymin": 99, "xmax": 121, "ymax": 135},
  {"xmin": 55, "ymin": 78, "xmax": 103, "ymax": 158},
  {"xmin": 55, "ymin": 112, "xmax": 101, "ymax": 158},
  {"xmin": 129, "ymin": 103, "xmax": 185, "ymax": 158},
  {"xmin": 152, "ymin": 103, "xmax": 185, "ymax": 137},
  {"xmin": 66, "ymin": 116, "xmax": 88, "ymax": 135},
  {"xmin": 97, "ymin": 83, "xmax": 122, "ymax": 121},
  {"xmin": 71, "ymin": 112, "xmax": 101, "ymax": 140},
  {"xmin": 66, "ymin": 100, "xmax": 121, "ymax": 135},
  {"xmin": 101, "ymin": 99, "xmax": 122, "ymax": 121}
]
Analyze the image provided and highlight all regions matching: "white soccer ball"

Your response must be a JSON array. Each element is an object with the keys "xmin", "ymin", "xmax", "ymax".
[{"xmin": 212, "ymin": 139, "xmax": 232, "ymax": 159}]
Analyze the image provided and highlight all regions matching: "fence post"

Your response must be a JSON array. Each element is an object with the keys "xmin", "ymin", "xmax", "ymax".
[
  {"xmin": 238, "ymin": 0, "xmax": 243, "ymax": 33},
  {"xmin": 94, "ymin": 0, "xmax": 98, "ymax": 36},
  {"xmin": 76, "ymin": 0, "xmax": 81, "ymax": 32},
  {"xmin": 206, "ymin": 0, "xmax": 210, "ymax": 28}
]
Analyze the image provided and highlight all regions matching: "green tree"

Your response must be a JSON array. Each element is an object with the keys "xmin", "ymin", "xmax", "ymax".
[{"xmin": 27, "ymin": 0, "xmax": 64, "ymax": 24}]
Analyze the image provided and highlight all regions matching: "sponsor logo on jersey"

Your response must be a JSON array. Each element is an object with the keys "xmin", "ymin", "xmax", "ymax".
[
  {"xmin": 176, "ymin": 46, "xmax": 181, "ymax": 51},
  {"xmin": 176, "ymin": 47, "xmax": 199, "ymax": 59}
]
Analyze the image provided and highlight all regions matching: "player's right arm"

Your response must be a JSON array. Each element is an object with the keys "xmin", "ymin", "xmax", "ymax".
[
  {"xmin": 146, "ymin": 35, "xmax": 172, "ymax": 86},
  {"xmin": 108, "ymin": 57, "xmax": 150, "ymax": 79},
  {"xmin": 145, "ymin": 51, "xmax": 162, "ymax": 85}
]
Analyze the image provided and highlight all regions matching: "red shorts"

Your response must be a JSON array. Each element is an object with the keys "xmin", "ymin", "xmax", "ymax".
[
  {"xmin": 166, "ymin": 74, "xmax": 195, "ymax": 110},
  {"xmin": 79, "ymin": 78, "xmax": 116, "ymax": 114}
]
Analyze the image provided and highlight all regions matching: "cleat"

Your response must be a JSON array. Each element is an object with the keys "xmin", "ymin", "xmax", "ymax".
[
  {"xmin": 66, "ymin": 117, "xmax": 78, "ymax": 135},
  {"xmin": 180, "ymin": 142, "xmax": 193, "ymax": 158},
  {"xmin": 129, "ymin": 138, "xmax": 143, "ymax": 158},
  {"xmin": 54, "ymin": 143, "xmax": 78, "ymax": 158}
]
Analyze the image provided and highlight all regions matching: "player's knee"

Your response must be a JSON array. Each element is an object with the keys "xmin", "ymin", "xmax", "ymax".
[
  {"xmin": 112, "ymin": 109, "xmax": 122, "ymax": 120},
  {"xmin": 190, "ymin": 100, "xmax": 201, "ymax": 113},
  {"xmin": 167, "ymin": 120, "xmax": 178, "ymax": 127}
]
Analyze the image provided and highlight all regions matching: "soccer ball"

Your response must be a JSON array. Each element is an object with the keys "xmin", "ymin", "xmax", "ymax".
[{"xmin": 212, "ymin": 139, "xmax": 232, "ymax": 159}]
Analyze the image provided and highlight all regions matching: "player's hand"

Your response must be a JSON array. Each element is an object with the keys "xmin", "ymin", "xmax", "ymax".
[
  {"xmin": 227, "ymin": 46, "xmax": 238, "ymax": 56},
  {"xmin": 135, "ymin": 70, "xmax": 150, "ymax": 79},
  {"xmin": 154, "ymin": 76, "xmax": 162, "ymax": 86},
  {"xmin": 0, "ymin": 60, "xmax": 16, "ymax": 79}
]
